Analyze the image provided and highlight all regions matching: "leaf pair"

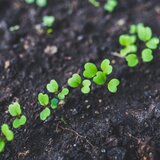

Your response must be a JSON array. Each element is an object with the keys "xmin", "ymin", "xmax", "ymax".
[
  {"xmin": 25, "ymin": 0, "xmax": 47, "ymax": 7},
  {"xmin": 1, "ymin": 124, "xmax": 14, "ymax": 142},
  {"xmin": 43, "ymin": 16, "xmax": 55, "ymax": 27}
]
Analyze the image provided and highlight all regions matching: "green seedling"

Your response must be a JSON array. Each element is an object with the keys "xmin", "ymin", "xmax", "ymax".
[
  {"xmin": 51, "ymin": 98, "xmax": 59, "ymax": 109},
  {"xmin": 141, "ymin": 48, "xmax": 153, "ymax": 62},
  {"xmin": 36, "ymin": 0, "xmax": 47, "ymax": 7},
  {"xmin": 101, "ymin": 59, "xmax": 113, "ymax": 75},
  {"xmin": 43, "ymin": 16, "xmax": 55, "ymax": 28},
  {"xmin": 25, "ymin": 0, "xmax": 35, "ymax": 4},
  {"xmin": 40, "ymin": 107, "xmax": 51, "ymax": 121},
  {"xmin": 104, "ymin": 0, "xmax": 118, "ymax": 12},
  {"xmin": 126, "ymin": 54, "xmax": 139, "ymax": 67},
  {"xmin": 93, "ymin": 71, "xmax": 107, "ymax": 85},
  {"xmin": 0, "ymin": 124, "xmax": 14, "ymax": 153},
  {"xmin": 120, "ymin": 45, "xmax": 137, "ymax": 57},
  {"xmin": 119, "ymin": 35, "xmax": 136, "ymax": 46},
  {"xmin": 108, "ymin": 79, "xmax": 120, "ymax": 93},
  {"xmin": 46, "ymin": 80, "xmax": 59, "ymax": 93},
  {"xmin": 58, "ymin": 88, "xmax": 69, "ymax": 100},
  {"xmin": 8, "ymin": 102, "xmax": 27, "ymax": 129},
  {"xmin": 68, "ymin": 74, "xmax": 82, "ymax": 88},
  {"xmin": 138, "ymin": 26, "xmax": 152, "ymax": 42},
  {"xmin": 81, "ymin": 80, "xmax": 91, "ymax": 94},
  {"xmin": 38, "ymin": 93, "xmax": 49, "ymax": 106},
  {"xmin": 83, "ymin": 63, "xmax": 98, "ymax": 78},
  {"xmin": 146, "ymin": 37, "xmax": 160, "ymax": 49},
  {"xmin": 88, "ymin": 0, "xmax": 100, "ymax": 7}
]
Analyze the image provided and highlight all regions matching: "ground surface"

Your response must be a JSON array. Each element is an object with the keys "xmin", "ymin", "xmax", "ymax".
[{"xmin": 1, "ymin": 0, "xmax": 160, "ymax": 160}]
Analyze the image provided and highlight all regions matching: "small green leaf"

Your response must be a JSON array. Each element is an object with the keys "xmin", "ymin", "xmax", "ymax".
[
  {"xmin": 138, "ymin": 26, "xmax": 152, "ymax": 42},
  {"xmin": 104, "ymin": 0, "xmax": 117, "ymax": 12},
  {"xmin": 36, "ymin": 0, "xmax": 47, "ymax": 7},
  {"xmin": 51, "ymin": 98, "xmax": 59, "ymax": 109},
  {"xmin": 68, "ymin": 74, "xmax": 82, "ymax": 88},
  {"xmin": 108, "ymin": 79, "xmax": 120, "ymax": 93},
  {"xmin": 81, "ymin": 80, "xmax": 91, "ymax": 94},
  {"xmin": 119, "ymin": 35, "xmax": 136, "ymax": 46},
  {"xmin": 146, "ymin": 37, "xmax": 159, "ymax": 49},
  {"xmin": 43, "ymin": 16, "xmax": 55, "ymax": 27},
  {"xmin": 58, "ymin": 88, "xmax": 69, "ymax": 100},
  {"xmin": 126, "ymin": 54, "xmax": 139, "ymax": 67},
  {"xmin": 93, "ymin": 71, "xmax": 107, "ymax": 85},
  {"xmin": 13, "ymin": 115, "xmax": 27, "ymax": 129},
  {"xmin": 25, "ymin": 0, "xmax": 35, "ymax": 4},
  {"xmin": 0, "ymin": 139, "xmax": 5, "ymax": 153},
  {"xmin": 46, "ymin": 80, "xmax": 59, "ymax": 93},
  {"xmin": 38, "ymin": 93, "xmax": 49, "ymax": 106},
  {"xmin": 89, "ymin": 0, "xmax": 100, "ymax": 7},
  {"xmin": 8, "ymin": 102, "xmax": 21, "ymax": 117},
  {"xmin": 100, "ymin": 59, "xmax": 113, "ymax": 75},
  {"xmin": 129, "ymin": 24, "xmax": 137, "ymax": 34},
  {"xmin": 141, "ymin": 48, "xmax": 153, "ymax": 62},
  {"xmin": 40, "ymin": 107, "xmax": 51, "ymax": 121},
  {"xmin": 83, "ymin": 63, "xmax": 98, "ymax": 78},
  {"xmin": 120, "ymin": 45, "xmax": 137, "ymax": 57},
  {"xmin": 1, "ymin": 124, "xmax": 14, "ymax": 141}
]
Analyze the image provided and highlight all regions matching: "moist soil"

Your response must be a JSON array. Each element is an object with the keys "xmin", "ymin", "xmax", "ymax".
[{"xmin": 1, "ymin": 0, "xmax": 160, "ymax": 160}]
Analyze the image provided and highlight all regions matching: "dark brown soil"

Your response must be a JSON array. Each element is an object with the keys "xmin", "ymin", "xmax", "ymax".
[{"xmin": 1, "ymin": 0, "xmax": 160, "ymax": 160}]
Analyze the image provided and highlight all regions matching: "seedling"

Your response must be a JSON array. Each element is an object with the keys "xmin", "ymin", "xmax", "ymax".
[
  {"xmin": 43, "ymin": 16, "xmax": 55, "ymax": 28},
  {"xmin": 68, "ymin": 74, "xmax": 82, "ymax": 88},
  {"xmin": 83, "ymin": 63, "xmax": 98, "ymax": 78},
  {"xmin": 119, "ymin": 35, "xmax": 136, "ymax": 47},
  {"xmin": 40, "ymin": 107, "xmax": 51, "ymax": 121},
  {"xmin": 58, "ymin": 88, "xmax": 69, "ymax": 100},
  {"xmin": 146, "ymin": 37, "xmax": 159, "ymax": 49},
  {"xmin": 0, "ymin": 124, "xmax": 14, "ymax": 153},
  {"xmin": 8, "ymin": 102, "xmax": 27, "ymax": 129},
  {"xmin": 93, "ymin": 71, "xmax": 107, "ymax": 85},
  {"xmin": 38, "ymin": 93, "xmax": 49, "ymax": 106},
  {"xmin": 46, "ymin": 80, "xmax": 59, "ymax": 93},
  {"xmin": 141, "ymin": 48, "xmax": 153, "ymax": 62},
  {"xmin": 25, "ymin": 0, "xmax": 47, "ymax": 7},
  {"xmin": 108, "ymin": 79, "xmax": 120, "ymax": 93},
  {"xmin": 126, "ymin": 54, "xmax": 139, "ymax": 67},
  {"xmin": 81, "ymin": 80, "xmax": 91, "ymax": 94},
  {"xmin": 51, "ymin": 98, "xmax": 59, "ymax": 109},
  {"xmin": 100, "ymin": 59, "xmax": 113, "ymax": 75},
  {"xmin": 88, "ymin": 0, "xmax": 100, "ymax": 7},
  {"xmin": 104, "ymin": 0, "xmax": 118, "ymax": 12}
]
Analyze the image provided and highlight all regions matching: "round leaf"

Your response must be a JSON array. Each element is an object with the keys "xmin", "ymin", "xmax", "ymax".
[
  {"xmin": 108, "ymin": 79, "xmax": 120, "ymax": 93},
  {"xmin": 68, "ymin": 74, "xmax": 82, "ymax": 88},
  {"xmin": 101, "ymin": 59, "xmax": 113, "ymax": 75},
  {"xmin": 93, "ymin": 71, "xmax": 107, "ymax": 85},
  {"xmin": 8, "ymin": 102, "xmax": 21, "ymax": 117},
  {"xmin": 83, "ymin": 63, "xmax": 98, "ymax": 78},
  {"xmin": 81, "ymin": 80, "xmax": 91, "ymax": 94},
  {"xmin": 126, "ymin": 54, "xmax": 139, "ymax": 67},
  {"xmin": 46, "ymin": 80, "xmax": 59, "ymax": 93},
  {"xmin": 141, "ymin": 48, "xmax": 153, "ymax": 62},
  {"xmin": 51, "ymin": 98, "xmax": 59, "ymax": 109},
  {"xmin": 38, "ymin": 93, "xmax": 49, "ymax": 106},
  {"xmin": 0, "ymin": 139, "xmax": 5, "ymax": 153},
  {"xmin": 40, "ymin": 107, "xmax": 51, "ymax": 121}
]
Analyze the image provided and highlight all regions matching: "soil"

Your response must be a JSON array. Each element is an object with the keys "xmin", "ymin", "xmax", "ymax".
[{"xmin": 1, "ymin": 0, "xmax": 160, "ymax": 160}]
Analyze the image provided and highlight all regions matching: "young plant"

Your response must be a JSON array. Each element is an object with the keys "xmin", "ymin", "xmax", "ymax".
[
  {"xmin": 25, "ymin": 0, "xmax": 47, "ymax": 7},
  {"xmin": 108, "ymin": 79, "xmax": 120, "ymax": 93},
  {"xmin": 43, "ymin": 16, "xmax": 55, "ymax": 28},
  {"xmin": 88, "ymin": 0, "xmax": 100, "ymax": 7},
  {"xmin": 8, "ymin": 102, "xmax": 27, "ymax": 129},
  {"xmin": 0, "ymin": 124, "xmax": 14, "ymax": 153},
  {"xmin": 104, "ymin": 0, "xmax": 118, "ymax": 12}
]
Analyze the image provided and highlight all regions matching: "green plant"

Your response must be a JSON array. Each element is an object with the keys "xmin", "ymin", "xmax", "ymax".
[
  {"xmin": 0, "ymin": 124, "xmax": 14, "ymax": 153},
  {"xmin": 68, "ymin": 74, "xmax": 82, "ymax": 88},
  {"xmin": 88, "ymin": 0, "xmax": 100, "ymax": 7},
  {"xmin": 104, "ymin": 0, "xmax": 118, "ymax": 12},
  {"xmin": 108, "ymin": 79, "xmax": 120, "ymax": 93},
  {"xmin": 141, "ymin": 48, "xmax": 153, "ymax": 62},
  {"xmin": 25, "ymin": 0, "xmax": 47, "ymax": 7},
  {"xmin": 126, "ymin": 54, "xmax": 139, "ymax": 67},
  {"xmin": 8, "ymin": 102, "xmax": 27, "ymax": 129},
  {"xmin": 43, "ymin": 16, "xmax": 55, "ymax": 28},
  {"xmin": 58, "ymin": 88, "xmax": 69, "ymax": 100}
]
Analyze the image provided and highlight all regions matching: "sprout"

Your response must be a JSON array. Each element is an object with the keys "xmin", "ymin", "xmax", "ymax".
[
  {"xmin": 0, "ymin": 139, "xmax": 5, "ymax": 153},
  {"xmin": 88, "ymin": 0, "xmax": 100, "ymax": 7},
  {"xmin": 36, "ymin": 0, "xmax": 47, "ymax": 7},
  {"xmin": 43, "ymin": 16, "xmax": 55, "ymax": 28},
  {"xmin": 120, "ymin": 45, "xmax": 137, "ymax": 57},
  {"xmin": 129, "ymin": 24, "xmax": 137, "ymax": 34},
  {"xmin": 46, "ymin": 80, "xmax": 59, "ymax": 93},
  {"xmin": 137, "ymin": 26, "xmax": 152, "ymax": 42},
  {"xmin": 126, "ymin": 54, "xmax": 139, "ymax": 67},
  {"xmin": 38, "ymin": 93, "xmax": 49, "ymax": 106},
  {"xmin": 108, "ymin": 79, "xmax": 120, "ymax": 93},
  {"xmin": 93, "ymin": 71, "xmax": 107, "ymax": 85},
  {"xmin": 83, "ymin": 63, "xmax": 98, "ymax": 78},
  {"xmin": 104, "ymin": 0, "xmax": 117, "ymax": 12},
  {"xmin": 68, "ymin": 74, "xmax": 82, "ymax": 88},
  {"xmin": 81, "ymin": 80, "xmax": 91, "ymax": 94},
  {"xmin": 141, "ymin": 48, "xmax": 153, "ymax": 62},
  {"xmin": 58, "ymin": 88, "xmax": 69, "ymax": 100},
  {"xmin": 119, "ymin": 35, "xmax": 136, "ymax": 46},
  {"xmin": 12, "ymin": 115, "xmax": 27, "ymax": 129},
  {"xmin": 51, "ymin": 98, "xmax": 59, "ymax": 109},
  {"xmin": 25, "ymin": 0, "xmax": 35, "ymax": 4},
  {"xmin": 1, "ymin": 124, "xmax": 14, "ymax": 142},
  {"xmin": 40, "ymin": 107, "xmax": 51, "ymax": 121},
  {"xmin": 100, "ymin": 59, "xmax": 113, "ymax": 75},
  {"xmin": 146, "ymin": 37, "xmax": 160, "ymax": 49}
]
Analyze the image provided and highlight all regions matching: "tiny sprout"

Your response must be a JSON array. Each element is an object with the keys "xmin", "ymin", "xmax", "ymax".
[
  {"xmin": 120, "ymin": 45, "xmax": 137, "ymax": 57},
  {"xmin": 58, "ymin": 88, "xmax": 69, "ymax": 100},
  {"xmin": 0, "ymin": 139, "xmax": 5, "ymax": 153},
  {"xmin": 93, "ymin": 71, "xmax": 107, "ymax": 85},
  {"xmin": 104, "ymin": 0, "xmax": 117, "ymax": 12},
  {"xmin": 25, "ymin": 0, "xmax": 35, "ymax": 4},
  {"xmin": 38, "ymin": 93, "xmax": 49, "ymax": 106},
  {"xmin": 141, "ymin": 48, "xmax": 153, "ymax": 62},
  {"xmin": 88, "ymin": 0, "xmax": 100, "ymax": 7},
  {"xmin": 83, "ymin": 63, "xmax": 98, "ymax": 78},
  {"xmin": 108, "ymin": 79, "xmax": 120, "ymax": 93},
  {"xmin": 1, "ymin": 124, "xmax": 14, "ymax": 142},
  {"xmin": 138, "ymin": 26, "xmax": 152, "ymax": 42},
  {"xmin": 13, "ymin": 116, "xmax": 27, "ymax": 129},
  {"xmin": 51, "ymin": 98, "xmax": 59, "ymax": 109},
  {"xmin": 146, "ymin": 37, "xmax": 160, "ymax": 49},
  {"xmin": 129, "ymin": 24, "xmax": 137, "ymax": 34},
  {"xmin": 126, "ymin": 54, "xmax": 139, "ymax": 67},
  {"xmin": 36, "ymin": 0, "xmax": 47, "ymax": 7},
  {"xmin": 100, "ymin": 59, "xmax": 113, "ymax": 75},
  {"xmin": 81, "ymin": 80, "xmax": 91, "ymax": 94},
  {"xmin": 119, "ymin": 35, "xmax": 136, "ymax": 46},
  {"xmin": 46, "ymin": 80, "xmax": 59, "ymax": 93},
  {"xmin": 43, "ymin": 16, "xmax": 55, "ymax": 27},
  {"xmin": 40, "ymin": 107, "xmax": 51, "ymax": 121},
  {"xmin": 68, "ymin": 74, "xmax": 82, "ymax": 88}
]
